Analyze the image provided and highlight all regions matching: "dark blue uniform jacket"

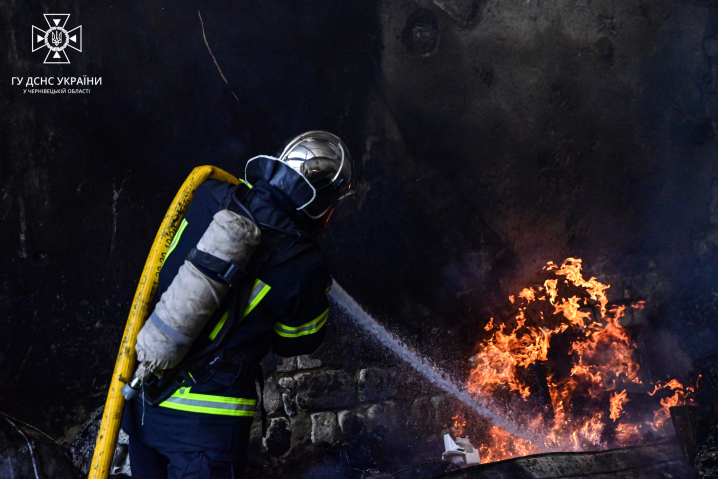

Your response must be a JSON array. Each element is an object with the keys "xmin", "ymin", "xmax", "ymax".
[{"xmin": 122, "ymin": 179, "xmax": 331, "ymax": 456}]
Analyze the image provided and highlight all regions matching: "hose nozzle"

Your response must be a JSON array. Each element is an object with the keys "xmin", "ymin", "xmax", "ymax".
[{"xmin": 121, "ymin": 377, "xmax": 142, "ymax": 401}]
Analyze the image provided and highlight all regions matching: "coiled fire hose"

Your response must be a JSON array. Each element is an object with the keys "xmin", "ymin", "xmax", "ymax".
[{"xmin": 88, "ymin": 166, "xmax": 240, "ymax": 479}]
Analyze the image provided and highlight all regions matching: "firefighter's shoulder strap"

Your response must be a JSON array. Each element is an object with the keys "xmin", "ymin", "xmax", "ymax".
[
  {"xmin": 171, "ymin": 181, "xmax": 270, "ymax": 435},
  {"xmin": 182, "ymin": 181, "xmax": 258, "ymax": 287},
  {"xmin": 218, "ymin": 179, "xmax": 319, "ymax": 269}
]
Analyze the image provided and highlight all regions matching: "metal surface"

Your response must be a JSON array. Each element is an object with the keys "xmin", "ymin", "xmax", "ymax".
[
  {"xmin": 436, "ymin": 442, "xmax": 696, "ymax": 479},
  {"xmin": 278, "ymin": 130, "xmax": 354, "ymax": 218}
]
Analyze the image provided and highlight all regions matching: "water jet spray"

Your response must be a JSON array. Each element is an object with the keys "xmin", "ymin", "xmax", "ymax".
[{"xmin": 328, "ymin": 281, "xmax": 545, "ymax": 449}]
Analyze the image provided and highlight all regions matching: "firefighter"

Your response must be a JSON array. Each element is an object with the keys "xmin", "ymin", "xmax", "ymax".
[{"xmin": 121, "ymin": 131, "xmax": 354, "ymax": 478}]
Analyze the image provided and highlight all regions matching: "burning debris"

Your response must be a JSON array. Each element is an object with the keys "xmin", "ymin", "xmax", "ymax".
[
  {"xmin": 450, "ymin": 412, "xmax": 467, "ymax": 438},
  {"xmin": 465, "ymin": 258, "xmax": 698, "ymax": 462}
]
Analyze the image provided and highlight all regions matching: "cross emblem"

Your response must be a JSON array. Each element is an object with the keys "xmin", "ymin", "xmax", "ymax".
[{"xmin": 32, "ymin": 14, "xmax": 82, "ymax": 64}]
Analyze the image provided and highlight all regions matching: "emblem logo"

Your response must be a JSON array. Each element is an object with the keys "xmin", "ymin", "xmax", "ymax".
[{"xmin": 32, "ymin": 14, "xmax": 82, "ymax": 64}]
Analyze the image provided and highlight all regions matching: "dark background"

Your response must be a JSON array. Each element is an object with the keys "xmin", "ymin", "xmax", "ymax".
[{"xmin": 1, "ymin": 0, "xmax": 717, "ymax": 447}]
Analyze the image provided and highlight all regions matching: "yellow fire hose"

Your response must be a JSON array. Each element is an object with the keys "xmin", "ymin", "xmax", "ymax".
[{"xmin": 88, "ymin": 166, "xmax": 239, "ymax": 479}]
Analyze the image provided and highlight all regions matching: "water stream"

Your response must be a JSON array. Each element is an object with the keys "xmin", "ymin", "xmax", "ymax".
[{"xmin": 329, "ymin": 281, "xmax": 543, "ymax": 447}]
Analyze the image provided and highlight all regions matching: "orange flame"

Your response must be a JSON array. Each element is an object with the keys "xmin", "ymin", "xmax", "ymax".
[
  {"xmin": 518, "ymin": 288, "xmax": 536, "ymax": 302},
  {"xmin": 615, "ymin": 423, "xmax": 642, "ymax": 443},
  {"xmin": 647, "ymin": 379, "xmax": 696, "ymax": 431},
  {"xmin": 465, "ymin": 258, "xmax": 696, "ymax": 462},
  {"xmin": 479, "ymin": 425, "xmax": 539, "ymax": 463},
  {"xmin": 451, "ymin": 412, "xmax": 467, "ymax": 437},
  {"xmin": 609, "ymin": 390, "xmax": 629, "ymax": 421}
]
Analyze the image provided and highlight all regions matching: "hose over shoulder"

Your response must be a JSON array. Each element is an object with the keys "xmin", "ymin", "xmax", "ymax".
[{"xmin": 88, "ymin": 166, "xmax": 240, "ymax": 479}]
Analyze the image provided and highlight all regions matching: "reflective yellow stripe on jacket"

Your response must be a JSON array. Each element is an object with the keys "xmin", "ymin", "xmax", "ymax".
[
  {"xmin": 208, "ymin": 279, "xmax": 271, "ymax": 340},
  {"xmin": 243, "ymin": 279, "xmax": 271, "ymax": 317},
  {"xmin": 163, "ymin": 218, "xmax": 189, "ymax": 267},
  {"xmin": 273, "ymin": 308, "xmax": 329, "ymax": 338},
  {"xmin": 159, "ymin": 387, "xmax": 256, "ymax": 417}
]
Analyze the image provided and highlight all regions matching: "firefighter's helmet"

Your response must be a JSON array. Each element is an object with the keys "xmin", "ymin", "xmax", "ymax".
[
  {"xmin": 277, "ymin": 131, "xmax": 354, "ymax": 218},
  {"xmin": 245, "ymin": 131, "xmax": 354, "ymax": 219}
]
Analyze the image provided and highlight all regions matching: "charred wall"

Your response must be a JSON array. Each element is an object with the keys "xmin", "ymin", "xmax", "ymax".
[
  {"xmin": 0, "ymin": 0, "xmax": 381, "ymax": 441},
  {"xmin": 329, "ymin": 0, "xmax": 718, "ymax": 375},
  {"xmin": 1, "ymin": 0, "xmax": 718, "ymax": 475}
]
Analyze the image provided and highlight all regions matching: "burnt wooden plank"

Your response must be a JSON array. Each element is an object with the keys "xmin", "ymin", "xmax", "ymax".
[{"xmin": 437, "ymin": 442, "xmax": 696, "ymax": 479}]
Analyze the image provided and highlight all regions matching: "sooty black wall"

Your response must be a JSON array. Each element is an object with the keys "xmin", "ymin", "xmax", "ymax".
[
  {"xmin": 0, "ymin": 0, "xmax": 380, "ymax": 439},
  {"xmin": 1, "ymin": 0, "xmax": 718, "ymax": 443}
]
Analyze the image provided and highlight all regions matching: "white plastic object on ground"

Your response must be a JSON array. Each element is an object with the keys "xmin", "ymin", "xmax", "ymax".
[{"xmin": 442, "ymin": 434, "xmax": 481, "ymax": 466}]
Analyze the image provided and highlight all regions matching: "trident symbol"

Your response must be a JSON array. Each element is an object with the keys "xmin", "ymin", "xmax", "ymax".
[
  {"xmin": 51, "ymin": 30, "xmax": 63, "ymax": 46},
  {"xmin": 32, "ymin": 14, "xmax": 82, "ymax": 64}
]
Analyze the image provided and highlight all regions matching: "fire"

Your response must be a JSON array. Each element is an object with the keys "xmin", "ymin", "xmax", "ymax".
[
  {"xmin": 450, "ymin": 412, "xmax": 467, "ymax": 437},
  {"xmin": 484, "ymin": 318, "xmax": 494, "ymax": 331},
  {"xmin": 647, "ymin": 379, "xmax": 696, "ymax": 431},
  {"xmin": 518, "ymin": 288, "xmax": 536, "ymax": 302},
  {"xmin": 478, "ymin": 425, "xmax": 538, "ymax": 463},
  {"xmin": 632, "ymin": 300, "xmax": 646, "ymax": 310},
  {"xmin": 465, "ymin": 258, "xmax": 696, "ymax": 463},
  {"xmin": 609, "ymin": 390, "xmax": 628, "ymax": 421},
  {"xmin": 615, "ymin": 423, "xmax": 642, "ymax": 443}
]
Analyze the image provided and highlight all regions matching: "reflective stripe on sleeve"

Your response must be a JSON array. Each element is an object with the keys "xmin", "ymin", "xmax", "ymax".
[
  {"xmin": 273, "ymin": 308, "xmax": 329, "ymax": 338},
  {"xmin": 208, "ymin": 279, "xmax": 270, "ymax": 340},
  {"xmin": 159, "ymin": 387, "xmax": 256, "ymax": 417}
]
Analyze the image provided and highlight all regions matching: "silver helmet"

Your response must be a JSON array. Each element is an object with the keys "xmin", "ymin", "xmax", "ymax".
[{"xmin": 277, "ymin": 131, "xmax": 354, "ymax": 218}]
